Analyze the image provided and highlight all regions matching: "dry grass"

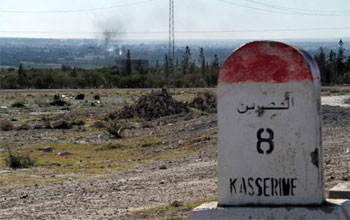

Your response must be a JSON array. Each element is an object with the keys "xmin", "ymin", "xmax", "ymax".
[
  {"xmin": 0, "ymin": 86, "xmax": 344, "ymax": 190},
  {"xmin": 125, "ymin": 196, "xmax": 217, "ymax": 220},
  {"xmin": 321, "ymin": 87, "xmax": 350, "ymax": 96},
  {"xmin": 0, "ymin": 134, "xmax": 193, "ymax": 188}
]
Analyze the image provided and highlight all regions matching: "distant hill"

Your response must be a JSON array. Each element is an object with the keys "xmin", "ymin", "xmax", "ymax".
[{"xmin": 0, "ymin": 37, "xmax": 348, "ymax": 69}]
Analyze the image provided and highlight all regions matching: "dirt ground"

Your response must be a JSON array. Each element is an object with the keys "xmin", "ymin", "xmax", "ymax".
[{"xmin": 0, "ymin": 88, "xmax": 349, "ymax": 220}]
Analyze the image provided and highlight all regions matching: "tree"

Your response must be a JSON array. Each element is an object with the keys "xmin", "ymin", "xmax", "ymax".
[
  {"xmin": 346, "ymin": 56, "xmax": 350, "ymax": 73},
  {"xmin": 182, "ymin": 46, "xmax": 192, "ymax": 75},
  {"xmin": 71, "ymin": 67, "xmax": 77, "ymax": 78},
  {"xmin": 82, "ymin": 71, "xmax": 105, "ymax": 88},
  {"xmin": 199, "ymin": 47, "xmax": 206, "ymax": 75},
  {"xmin": 60, "ymin": 64, "xmax": 72, "ymax": 72},
  {"xmin": 164, "ymin": 54, "xmax": 169, "ymax": 87},
  {"xmin": 17, "ymin": 64, "xmax": 27, "ymax": 88},
  {"xmin": 336, "ymin": 39, "xmax": 346, "ymax": 79},
  {"xmin": 212, "ymin": 54, "xmax": 219, "ymax": 72},
  {"xmin": 328, "ymin": 50, "xmax": 337, "ymax": 83},
  {"xmin": 126, "ymin": 49, "xmax": 131, "ymax": 76},
  {"xmin": 314, "ymin": 47, "xmax": 327, "ymax": 83},
  {"xmin": 205, "ymin": 54, "xmax": 220, "ymax": 86}
]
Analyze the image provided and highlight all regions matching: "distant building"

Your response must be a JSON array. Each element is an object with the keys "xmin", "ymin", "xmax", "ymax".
[{"xmin": 115, "ymin": 59, "xmax": 149, "ymax": 72}]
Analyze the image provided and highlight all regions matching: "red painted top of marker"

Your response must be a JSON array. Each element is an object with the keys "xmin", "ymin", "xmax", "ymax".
[{"xmin": 219, "ymin": 41, "xmax": 316, "ymax": 83}]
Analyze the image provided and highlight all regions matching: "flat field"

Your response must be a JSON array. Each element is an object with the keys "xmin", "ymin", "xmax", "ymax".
[{"xmin": 0, "ymin": 87, "xmax": 349, "ymax": 220}]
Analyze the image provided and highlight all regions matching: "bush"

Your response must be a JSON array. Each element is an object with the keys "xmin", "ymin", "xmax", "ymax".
[
  {"xmin": 44, "ymin": 121, "xmax": 52, "ymax": 129},
  {"xmin": 0, "ymin": 120, "xmax": 14, "ymax": 131},
  {"xmin": 104, "ymin": 120, "xmax": 127, "ymax": 139},
  {"xmin": 51, "ymin": 120, "xmax": 72, "ymax": 129},
  {"xmin": 16, "ymin": 124, "xmax": 31, "ymax": 131},
  {"xmin": 75, "ymin": 94, "xmax": 85, "ymax": 100},
  {"xmin": 50, "ymin": 94, "xmax": 68, "ymax": 106},
  {"xmin": 11, "ymin": 101, "xmax": 26, "ymax": 108},
  {"xmin": 344, "ymin": 97, "xmax": 350, "ymax": 104},
  {"xmin": 71, "ymin": 119, "xmax": 86, "ymax": 126},
  {"xmin": 96, "ymin": 143, "xmax": 124, "ymax": 151},
  {"xmin": 93, "ymin": 121, "xmax": 105, "ymax": 128},
  {"xmin": 4, "ymin": 148, "xmax": 35, "ymax": 169},
  {"xmin": 189, "ymin": 91, "xmax": 217, "ymax": 113}
]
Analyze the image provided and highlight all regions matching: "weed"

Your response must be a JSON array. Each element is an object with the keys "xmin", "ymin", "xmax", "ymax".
[
  {"xmin": 73, "ymin": 126, "xmax": 86, "ymax": 132},
  {"xmin": 140, "ymin": 135, "xmax": 162, "ymax": 147},
  {"xmin": 93, "ymin": 121, "xmax": 105, "ymax": 128},
  {"xmin": 11, "ymin": 101, "xmax": 26, "ymax": 108},
  {"xmin": 72, "ymin": 119, "xmax": 86, "ymax": 126},
  {"xmin": 75, "ymin": 94, "xmax": 85, "ymax": 100},
  {"xmin": 35, "ymin": 99, "xmax": 50, "ymax": 107},
  {"xmin": 50, "ymin": 94, "xmax": 68, "ymax": 106},
  {"xmin": 0, "ymin": 120, "xmax": 14, "ymax": 131},
  {"xmin": 96, "ymin": 143, "xmax": 125, "ymax": 151},
  {"xmin": 189, "ymin": 108, "xmax": 209, "ymax": 116},
  {"xmin": 51, "ymin": 120, "xmax": 72, "ymax": 129},
  {"xmin": 104, "ymin": 120, "xmax": 127, "ymax": 139},
  {"xmin": 329, "ymin": 89, "xmax": 339, "ymax": 94},
  {"xmin": 16, "ymin": 124, "xmax": 31, "ymax": 131},
  {"xmin": 4, "ymin": 147, "xmax": 35, "ymax": 169},
  {"xmin": 338, "ymin": 89, "xmax": 350, "ymax": 95},
  {"xmin": 344, "ymin": 97, "xmax": 350, "ymax": 104},
  {"xmin": 128, "ymin": 198, "xmax": 216, "ymax": 220}
]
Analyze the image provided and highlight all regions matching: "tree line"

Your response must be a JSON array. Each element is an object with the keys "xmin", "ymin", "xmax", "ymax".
[
  {"xmin": 1, "ymin": 42, "xmax": 349, "ymax": 89},
  {"xmin": 314, "ymin": 39, "xmax": 350, "ymax": 84},
  {"xmin": 0, "ymin": 46, "xmax": 220, "ymax": 89}
]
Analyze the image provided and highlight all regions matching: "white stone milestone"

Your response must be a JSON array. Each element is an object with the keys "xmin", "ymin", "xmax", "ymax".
[{"xmin": 218, "ymin": 41, "xmax": 324, "ymax": 206}]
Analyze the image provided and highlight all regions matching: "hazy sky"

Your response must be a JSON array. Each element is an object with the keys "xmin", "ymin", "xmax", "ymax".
[{"xmin": 1, "ymin": 0, "xmax": 350, "ymax": 40}]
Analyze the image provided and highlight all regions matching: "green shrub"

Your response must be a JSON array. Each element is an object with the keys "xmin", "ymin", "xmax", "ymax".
[
  {"xmin": 104, "ymin": 120, "xmax": 127, "ymax": 139},
  {"xmin": 4, "ymin": 148, "xmax": 35, "ymax": 169},
  {"xmin": 11, "ymin": 101, "xmax": 26, "ymax": 108},
  {"xmin": 50, "ymin": 94, "xmax": 68, "ymax": 106},
  {"xmin": 96, "ymin": 143, "xmax": 124, "ymax": 151},
  {"xmin": 0, "ymin": 120, "xmax": 14, "ymax": 131},
  {"xmin": 72, "ymin": 119, "xmax": 86, "ymax": 126},
  {"xmin": 344, "ymin": 97, "xmax": 350, "ymax": 104},
  {"xmin": 75, "ymin": 94, "xmax": 85, "ymax": 100}
]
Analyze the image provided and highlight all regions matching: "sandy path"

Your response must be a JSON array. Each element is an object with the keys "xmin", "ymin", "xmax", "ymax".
[
  {"xmin": 322, "ymin": 95, "xmax": 350, "ymax": 108},
  {"xmin": 0, "ymin": 158, "xmax": 217, "ymax": 219}
]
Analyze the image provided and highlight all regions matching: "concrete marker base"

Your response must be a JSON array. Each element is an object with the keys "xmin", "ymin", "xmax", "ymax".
[
  {"xmin": 329, "ymin": 183, "xmax": 350, "ymax": 199},
  {"xmin": 188, "ymin": 200, "xmax": 350, "ymax": 220}
]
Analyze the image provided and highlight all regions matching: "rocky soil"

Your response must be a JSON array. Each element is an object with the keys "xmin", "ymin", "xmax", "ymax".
[
  {"xmin": 0, "ymin": 92, "xmax": 349, "ymax": 219},
  {"xmin": 111, "ymin": 89, "xmax": 189, "ymax": 121},
  {"xmin": 0, "ymin": 113, "xmax": 218, "ymax": 220}
]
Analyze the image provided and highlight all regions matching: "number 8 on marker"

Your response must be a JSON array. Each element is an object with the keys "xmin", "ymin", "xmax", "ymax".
[{"xmin": 257, "ymin": 128, "xmax": 274, "ymax": 154}]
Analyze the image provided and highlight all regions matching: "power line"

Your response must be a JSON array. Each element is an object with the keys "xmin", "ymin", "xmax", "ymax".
[
  {"xmin": 1, "ymin": 0, "xmax": 349, "ymax": 17},
  {"xmin": 177, "ymin": 27, "xmax": 350, "ymax": 33},
  {"xmin": 0, "ymin": 30, "xmax": 166, "ymax": 35},
  {"xmin": 2, "ymin": 27, "xmax": 350, "ymax": 35},
  {"xmin": 217, "ymin": 0, "xmax": 301, "ymax": 15},
  {"xmin": 0, "ymin": 0, "xmax": 157, "ymax": 14},
  {"xmin": 244, "ymin": 0, "xmax": 350, "ymax": 14},
  {"xmin": 217, "ymin": 0, "xmax": 350, "ymax": 16}
]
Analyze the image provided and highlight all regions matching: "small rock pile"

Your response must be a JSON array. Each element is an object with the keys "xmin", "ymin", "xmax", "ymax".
[
  {"xmin": 111, "ymin": 89, "xmax": 189, "ymax": 121},
  {"xmin": 189, "ymin": 91, "xmax": 217, "ymax": 113},
  {"xmin": 344, "ymin": 97, "xmax": 350, "ymax": 104}
]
